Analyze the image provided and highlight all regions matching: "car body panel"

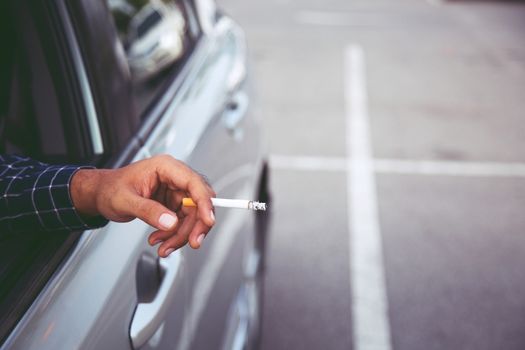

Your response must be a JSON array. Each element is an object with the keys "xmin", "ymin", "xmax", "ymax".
[{"xmin": 141, "ymin": 16, "xmax": 263, "ymax": 349}]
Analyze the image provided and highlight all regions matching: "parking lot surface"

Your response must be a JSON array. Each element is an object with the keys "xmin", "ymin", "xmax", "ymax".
[{"xmin": 218, "ymin": 0, "xmax": 525, "ymax": 349}]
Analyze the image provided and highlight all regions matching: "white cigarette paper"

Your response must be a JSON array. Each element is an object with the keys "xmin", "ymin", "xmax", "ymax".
[{"xmin": 182, "ymin": 198, "xmax": 267, "ymax": 211}]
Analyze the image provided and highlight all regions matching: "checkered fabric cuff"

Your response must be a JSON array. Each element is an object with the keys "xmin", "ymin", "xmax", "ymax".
[{"xmin": 0, "ymin": 155, "xmax": 108, "ymax": 234}]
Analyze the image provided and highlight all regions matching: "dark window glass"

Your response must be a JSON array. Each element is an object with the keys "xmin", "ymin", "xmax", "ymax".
[
  {"xmin": 107, "ymin": 0, "xmax": 201, "ymax": 116},
  {"xmin": 0, "ymin": 9, "xmax": 68, "ymax": 162},
  {"xmin": 0, "ymin": 1, "xmax": 83, "ymax": 344}
]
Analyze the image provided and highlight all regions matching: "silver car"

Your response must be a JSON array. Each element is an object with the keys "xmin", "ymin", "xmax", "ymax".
[{"xmin": 0, "ymin": 0, "xmax": 269, "ymax": 349}]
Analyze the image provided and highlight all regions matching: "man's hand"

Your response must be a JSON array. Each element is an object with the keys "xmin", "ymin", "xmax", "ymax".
[{"xmin": 70, "ymin": 155, "xmax": 216, "ymax": 257}]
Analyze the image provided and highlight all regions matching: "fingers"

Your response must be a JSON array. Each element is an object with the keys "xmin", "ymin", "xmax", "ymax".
[
  {"xmin": 186, "ymin": 176, "xmax": 216, "ymax": 227},
  {"xmin": 158, "ymin": 214, "xmax": 197, "ymax": 256},
  {"xmin": 194, "ymin": 197, "xmax": 215, "ymax": 227},
  {"xmin": 188, "ymin": 221, "xmax": 211, "ymax": 249},
  {"xmin": 179, "ymin": 203, "xmax": 213, "ymax": 248},
  {"xmin": 152, "ymin": 229, "xmax": 190, "ymax": 257},
  {"xmin": 148, "ymin": 209, "xmax": 196, "ymax": 246},
  {"xmin": 127, "ymin": 195, "xmax": 179, "ymax": 232},
  {"xmin": 148, "ymin": 209, "xmax": 212, "ymax": 256},
  {"xmin": 155, "ymin": 156, "xmax": 216, "ymax": 227},
  {"xmin": 151, "ymin": 221, "xmax": 210, "ymax": 257},
  {"xmin": 118, "ymin": 155, "xmax": 217, "ymax": 257}
]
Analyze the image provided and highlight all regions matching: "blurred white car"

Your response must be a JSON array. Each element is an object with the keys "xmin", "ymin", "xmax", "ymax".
[{"xmin": 127, "ymin": 3, "xmax": 186, "ymax": 82}]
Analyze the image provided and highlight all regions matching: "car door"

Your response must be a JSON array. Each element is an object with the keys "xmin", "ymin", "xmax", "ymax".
[
  {"xmin": 2, "ymin": 0, "xmax": 264, "ymax": 349},
  {"xmin": 82, "ymin": 0, "xmax": 265, "ymax": 347},
  {"xmin": 1, "ymin": 0, "xmax": 188, "ymax": 349},
  {"xmin": 140, "ymin": 15, "xmax": 264, "ymax": 349},
  {"xmin": 107, "ymin": 1, "xmax": 265, "ymax": 348},
  {"xmin": 116, "ymin": 1, "xmax": 264, "ymax": 348}
]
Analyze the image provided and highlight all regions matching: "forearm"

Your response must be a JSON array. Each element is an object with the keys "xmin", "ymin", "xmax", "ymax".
[{"xmin": 0, "ymin": 155, "xmax": 108, "ymax": 233}]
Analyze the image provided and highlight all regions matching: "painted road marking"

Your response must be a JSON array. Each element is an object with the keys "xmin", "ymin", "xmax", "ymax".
[
  {"xmin": 345, "ymin": 45, "xmax": 392, "ymax": 350},
  {"xmin": 374, "ymin": 158, "xmax": 525, "ymax": 177},
  {"xmin": 269, "ymin": 154, "xmax": 347, "ymax": 172},
  {"xmin": 269, "ymin": 155, "xmax": 525, "ymax": 178}
]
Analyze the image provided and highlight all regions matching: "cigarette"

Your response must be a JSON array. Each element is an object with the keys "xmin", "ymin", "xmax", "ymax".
[{"xmin": 182, "ymin": 198, "xmax": 267, "ymax": 211}]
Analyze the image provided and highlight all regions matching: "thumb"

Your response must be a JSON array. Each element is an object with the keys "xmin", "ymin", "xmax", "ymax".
[{"xmin": 128, "ymin": 194, "xmax": 178, "ymax": 231}]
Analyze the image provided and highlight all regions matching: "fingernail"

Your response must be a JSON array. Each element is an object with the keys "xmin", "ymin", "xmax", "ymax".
[
  {"xmin": 164, "ymin": 248, "xmax": 175, "ymax": 257},
  {"xmin": 159, "ymin": 213, "xmax": 177, "ymax": 229},
  {"xmin": 151, "ymin": 239, "xmax": 162, "ymax": 246},
  {"xmin": 210, "ymin": 210, "xmax": 215, "ymax": 223},
  {"xmin": 197, "ymin": 233, "xmax": 205, "ymax": 246}
]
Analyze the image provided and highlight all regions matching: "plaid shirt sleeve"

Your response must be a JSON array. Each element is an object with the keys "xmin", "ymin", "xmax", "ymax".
[{"xmin": 0, "ymin": 154, "xmax": 108, "ymax": 233}]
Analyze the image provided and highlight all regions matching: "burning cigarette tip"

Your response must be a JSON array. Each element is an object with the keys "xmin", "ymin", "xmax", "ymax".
[{"xmin": 248, "ymin": 201, "xmax": 267, "ymax": 211}]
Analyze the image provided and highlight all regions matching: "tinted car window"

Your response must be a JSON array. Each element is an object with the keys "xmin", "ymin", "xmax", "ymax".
[
  {"xmin": 1, "ymin": 12, "xmax": 68, "ymax": 162},
  {"xmin": 108, "ymin": 0, "xmax": 201, "ymax": 116},
  {"xmin": 0, "ymin": 1, "xmax": 85, "ymax": 343}
]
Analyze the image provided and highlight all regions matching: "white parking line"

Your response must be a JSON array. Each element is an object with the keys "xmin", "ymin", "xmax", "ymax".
[
  {"xmin": 374, "ymin": 158, "xmax": 525, "ymax": 177},
  {"xmin": 269, "ymin": 155, "xmax": 525, "ymax": 178},
  {"xmin": 269, "ymin": 154, "xmax": 347, "ymax": 172},
  {"xmin": 270, "ymin": 154, "xmax": 525, "ymax": 177},
  {"xmin": 345, "ymin": 45, "xmax": 392, "ymax": 350}
]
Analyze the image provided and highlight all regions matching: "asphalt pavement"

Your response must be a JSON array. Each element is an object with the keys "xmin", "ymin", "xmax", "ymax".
[{"xmin": 217, "ymin": 0, "xmax": 525, "ymax": 349}]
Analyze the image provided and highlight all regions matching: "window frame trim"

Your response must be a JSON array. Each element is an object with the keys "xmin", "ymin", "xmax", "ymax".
[{"xmin": 57, "ymin": 1, "xmax": 104, "ymax": 155}]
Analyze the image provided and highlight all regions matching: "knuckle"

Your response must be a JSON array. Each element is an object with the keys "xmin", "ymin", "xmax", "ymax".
[
  {"xmin": 151, "ymin": 154, "xmax": 172, "ymax": 167},
  {"xmin": 157, "ymin": 154, "xmax": 171, "ymax": 161}
]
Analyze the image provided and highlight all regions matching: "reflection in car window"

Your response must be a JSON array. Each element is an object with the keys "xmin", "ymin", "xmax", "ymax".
[
  {"xmin": 107, "ymin": 0, "xmax": 201, "ymax": 116},
  {"xmin": 137, "ymin": 10, "xmax": 162, "ymax": 38}
]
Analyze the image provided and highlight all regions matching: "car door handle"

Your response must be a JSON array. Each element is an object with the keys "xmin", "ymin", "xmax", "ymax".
[
  {"xmin": 129, "ymin": 251, "xmax": 183, "ymax": 349},
  {"xmin": 222, "ymin": 90, "xmax": 249, "ymax": 133}
]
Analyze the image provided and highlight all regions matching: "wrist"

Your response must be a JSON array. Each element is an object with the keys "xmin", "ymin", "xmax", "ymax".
[{"xmin": 70, "ymin": 168, "xmax": 104, "ymax": 217}]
